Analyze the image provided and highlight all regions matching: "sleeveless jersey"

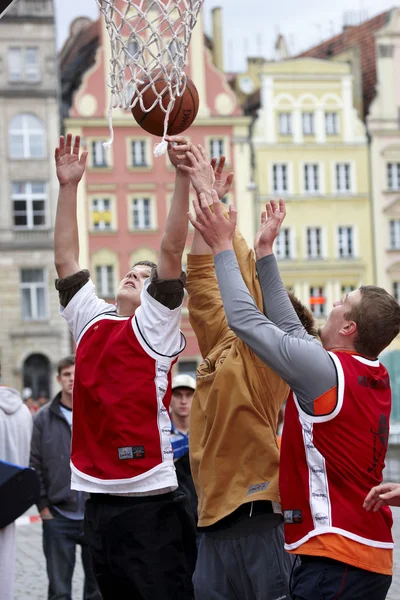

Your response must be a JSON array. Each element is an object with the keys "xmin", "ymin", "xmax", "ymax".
[{"xmin": 280, "ymin": 351, "xmax": 393, "ymax": 551}]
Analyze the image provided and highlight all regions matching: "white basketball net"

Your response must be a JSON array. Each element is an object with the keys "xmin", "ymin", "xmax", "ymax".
[{"xmin": 96, "ymin": 0, "xmax": 204, "ymax": 156}]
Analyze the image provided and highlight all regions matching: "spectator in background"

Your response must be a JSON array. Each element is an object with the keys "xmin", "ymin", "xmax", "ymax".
[
  {"xmin": 22, "ymin": 387, "xmax": 38, "ymax": 415},
  {"xmin": 0, "ymin": 363, "xmax": 33, "ymax": 600},
  {"xmin": 37, "ymin": 391, "xmax": 49, "ymax": 408},
  {"xmin": 30, "ymin": 356, "xmax": 101, "ymax": 600},
  {"xmin": 170, "ymin": 374, "xmax": 198, "ymax": 530}
]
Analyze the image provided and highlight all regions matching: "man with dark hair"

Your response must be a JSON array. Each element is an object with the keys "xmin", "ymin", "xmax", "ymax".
[
  {"xmin": 189, "ymin": 194, "xmax": 400, "ymax": 600},
  {"xmin": 30, "ymin": 355, "xmax": 101, "ymax": 600},
  {"xmin": 53, "ymin": 133, "xmax": 196, "ymax": 600}
]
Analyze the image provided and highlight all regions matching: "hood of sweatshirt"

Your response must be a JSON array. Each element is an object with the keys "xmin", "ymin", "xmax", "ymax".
[{"xmin": 0, "ymin": 386, "xmax": 24, "ymax": 415}]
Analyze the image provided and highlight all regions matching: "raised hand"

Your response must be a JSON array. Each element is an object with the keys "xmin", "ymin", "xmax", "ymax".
[
  {"xmin": 176, "ymin": 143, "xmax": 215, "ymax": 196},
  {"xmin": 254, "ymin": 199, "xmax": 286, "ymax": 260},
  {"xmin": 363, "ymin": 482, "xmax": 400, "ymax": 512},
  {"xmin": 165, "ymin": 135, "xmax": 192, "ymax": 171},
  {"xmin": 211, "ymin": 156, "xmax": 234, "ymax": 200},
  {"xmin": 55, "ymin": 134, "xmax": 88, "ymax": 187},
  {"xmin": 188, "ymin": 189, "xmax": 237, "ymax": 255}
]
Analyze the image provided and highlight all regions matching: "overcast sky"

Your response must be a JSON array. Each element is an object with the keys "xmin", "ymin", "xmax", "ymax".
[{"xmin": 55, "ymin": 0, "xmax": 393, "ymax": 71}]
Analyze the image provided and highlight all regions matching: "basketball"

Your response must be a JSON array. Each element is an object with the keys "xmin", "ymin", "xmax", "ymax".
[{"xmin": 131, "ymin": 75, "xmax": 199, "ymax": 137}]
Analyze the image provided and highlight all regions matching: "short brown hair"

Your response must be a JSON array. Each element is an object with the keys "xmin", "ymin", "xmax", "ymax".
[
  {"xmin": 345, "ymin": 286, "xmax": 400, "ymax": 357},
  {"xmin": 132, "ymin": 260, "xmax": 156, "ymax": 271},
  {"xmin": 288, "ymin": 292, "xmax": 318, "ymax": 337},
  {"xmin": 57, "ymin": 355, "xmax": 75, "ymax": 375}
]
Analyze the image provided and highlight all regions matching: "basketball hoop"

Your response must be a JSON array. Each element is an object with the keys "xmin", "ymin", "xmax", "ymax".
[{"xmin": 95, "ymin": 0, "xmax": 205, "ymax": 156}]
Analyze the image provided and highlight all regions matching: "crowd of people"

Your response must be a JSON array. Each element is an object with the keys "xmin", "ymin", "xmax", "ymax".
[{"xmin": 1, "ymin": 132, "xmax": 400, "ymax": 600}]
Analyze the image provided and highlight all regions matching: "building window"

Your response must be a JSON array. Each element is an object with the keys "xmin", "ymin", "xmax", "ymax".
[
  {"xmin": 393, "ymin": 282, "xmax": 400, "ymax": 303},
  {"xmin": 379, "ymin": 45, "xmax": 394, "ymax": 58},
  {"xmin": 92, "ymin": 141, "xmax": 108, "ymax": 168},
  {"xmin": 12, "ymin": 182, "xmax": 47, "ymax": 229},
  {"xmin": 132, "ymin": 197, "xmax": 152, "ymax": 230},
  {"xmin": 325, "ymin": 112, "xmax": 339, "ymax": 135},
  {"xmin": 309, "ymin": 286, "xmax": 325, "ymax": 317},
  {"xmin": 91, "ymin": 198, "xmax": 113, "ymax": 231},
  {"xmin": 209, "ymin": 139, "xmax": 225, "ymax": 161},
  {"xmin": 341, "ymin": 285, "xmax": 355, "ymax": 296},
  {"xmin": 95, "ymin": 265, "xmax": 115, "ymax": 297},
  {"xmin": 275, "ymin": 228, "xmax": 292, "ymax": 259},
  {"xmin": 387, "ymin": 163, "xmax": 400, "ymax": 191},
  {"xmin": 307, "ymin": 227, "xmax": 322, "ymax": 259},
  {"xmin": 302, "ymin": 112, "xmax": 314, "ymax": 135},
  {"xmin": 9, "ymin": 114, "xmax": 45, "ymax": 159},
  {"xmin": 304, "ymin": 164, "xmax": 320, "ymax": 193},
  {"xmin": 279, "ymin": 113, "xmax": 292, "ymax": 135},
  {"xmin": 131, "ymin": 140, "xmax": 147, "ymax": 167},
  {"xmin": 336, "ymin": 163, "xmax": 351, "ymax": 193},
  {"xmin": 8, "ymin": 47, "xmax": 40, "ymax": 82},
  {"xmin": 272, "ymin": 164, "xmax": 288, "ymax": 193},
  {"xmin": 390, "ymin": 220, "xmax": 400, "ymax": 250},
  {"xmin": 20, "ymin": 268, "xmax": 47, "ymax": 320},
  {"xmin": 178, "ymin": 360, "xmax": 197, "ymax": 378},
  {"xmin": 338, "ymin": 226, "xmax": 354, "ymax": 258}
]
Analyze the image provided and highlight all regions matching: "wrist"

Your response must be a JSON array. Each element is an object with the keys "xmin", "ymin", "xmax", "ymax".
[
  {"xmin": 212, "ymin": 241, "xmax": 233, "ymax": 256},
  {"xmin": 59, "ymin": 181, "xmax": 79, "ymax": 190},
  {"xmin": 255, "ymin": 245, "xmax": 273, "ymax": 261}
]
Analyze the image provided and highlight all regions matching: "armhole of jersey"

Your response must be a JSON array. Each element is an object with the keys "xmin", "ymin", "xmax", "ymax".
[
  {"xmin": 76, "ymin": 312, "xmax": 126, "ymax": 346},
  {"xmin": 132, "ymin": 315, "xmax": 186, "ymax": 361},
  {"xmin": 293, "ymin": 352, "xmax": 344, "ymax": 424}
]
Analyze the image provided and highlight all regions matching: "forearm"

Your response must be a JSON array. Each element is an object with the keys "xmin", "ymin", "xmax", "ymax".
[
  {"xmin": 257, "ymin": 254, "xmax": 316, "ymax": 341},
  {"xmin": 214, "ymin": 250, "xmax": 336, "ymax": 405},
  {"xmin": 190, "ymin": 229, "xmax": 212, "ymax": 255},
  {"xmin": 158, "ymin": 172, "xmax": 190, "ymax": 279},
  {"xmin": 54, "ymin": 183, "xmax": 80, "ymax": 278}
]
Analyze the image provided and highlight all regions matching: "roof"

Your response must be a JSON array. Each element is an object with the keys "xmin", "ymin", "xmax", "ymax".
[{"xmin": 298, "ymin": 9, "xmax": 393, "ymax": 118}]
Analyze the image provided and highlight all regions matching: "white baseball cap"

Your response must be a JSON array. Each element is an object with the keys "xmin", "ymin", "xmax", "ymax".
[{"xmin": 171, "ymin": 374, "xmax": 196, "ymax": 391}]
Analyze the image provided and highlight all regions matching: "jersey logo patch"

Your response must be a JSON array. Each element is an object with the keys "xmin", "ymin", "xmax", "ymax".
[
  {"xmin": 118, "ymin": 446, "xmax": 145, "ymax": 460},
  {"xmin": 246, "ymin": 482, "xmax": 269, "ymax": 496},
  {"xmin": 284, "ymin": 510, "xmax": 302, "ymax": 524}
]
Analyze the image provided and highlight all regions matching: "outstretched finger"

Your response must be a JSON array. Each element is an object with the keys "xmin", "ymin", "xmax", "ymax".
[
  {"xmin": 188, "ymin": 212, "xmax": 204, "ymax": 233},
  {"xmin": 265, "ymin": 202, "xmax": 273, "ymax": 220},
  {"xmin": 55, "ymin": 147, "xmax": 60, "ymax": 163},
  {"xmin": 165, "ymin": 135, "xmax": 189, "ymax": 145},
  {"xmin": 197, "ymin": 144, "xmax": 208, "ymax": 161},
  {"xmin": 210, "ymin": 189, "xmax": 223, "ymax": 216},
  {"xmin": 198, "ymin": 193, "xmax": 214, "ymax": 217},
  {"xmin": 279, "ymin": 198, "xmax": 286, "ymax": 216},
  {"xmin": 190, "ymin": 144, "xmax": 203, "ymax": 163},
  {"xmin": 79, "ymin": 151, "xmax": 88, "ymax": 167},
  {"xmin": 73, "ymin": 135, "xmax": 81, "ymax": 155},
  {"xmin": 211, "ymin": 157, "xmax": 217, "ymax": 171},
  {"xmin": 270, "ymin": 199, "xmax": 278, "ymax": 214},
  {"xmin": 184, "ymin": 151, "xmax": 198, "ymax": 167},
  {"xmin": 228, "ymin": 204, "xmax": 238, "ymax": 228},
  {"xmin": 215, "ymin": 156, "xmax": 226, "ymax": 177},
  {"xmin": 59, "ymin": 136, "xmax": 65, "ymax": 155},
  {"xmin": 224, "ymin": 172, "xmax": 234, "ymax": 188},
  {"xmin": 260, "ymin": 211, "xmax": 267, "ymax": 226},
  {"xmin": 65, "ymin": 133, "xmax": 72, "ymax": 154},
  {"xmin": 192, "ymin": 197, "xmax": 210, "ymax": 225}
]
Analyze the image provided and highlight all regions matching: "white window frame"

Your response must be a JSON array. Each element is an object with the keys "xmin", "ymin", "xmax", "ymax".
[
  {"xmin": 325, "ymin": 112, "xmax": 339, "ymax": 135},
  {"xmin": 12, "ymin": 181, "xmax": 48, "ymax": 229},
  {"xmin": 335, "ymin": 163, "xmax": 352, "ymax": 193},
  {"xmin": 92, "ymin": 140, "xmax": 109, "ymax": 168},
  {"xmin": 307, "ymin": 227, "xmax": 323, "ymax": 259},
  {"xmin": 209, "ymin": 139, "xmax": 225, "ymax": 161},
  {"xmin": 91, "ymin": 197, "xmax": 114, "ymax": 231},
  {"xmin": 275, "ymin": 227, "xmax": 292, "ymax": 259},
  {"xmin": 302, "ymin": 112, "xmax": 314, "ymax": 135},
  {"xmin": 8, "ymin": 47, "xmax": 40, "ymax": 83},
  {"xmin": 304, "ymin": 163, "xmax": 320, "ymax": 194},
  {"xmin": 341, "ymin": 285, "xmax": 356, "ymax": 296},
  {"xmin": 387, "ymin": 163, "xmax": 400, "ymax": 191},
  {"xmin": 337, "ymin": 226, "xmax": 354, "ymax": 258},
  {"xmin": 309, "ymin": 286, "xmax": 326, "ymax": 318},
  {"xmin": 272, "ymin": 163, "xmax": 289, "ymax": 193},
  {"xmin": 9, "ymin": 114, "xmax": 46, "ymax": 159},
  {"xmin": 131, "ymin": 197, "xmax": 153, "ymax": 230},
  {"xmin": 20, "ymin": 268, "xmax": 48, "ymax": 321},
  {"xmin": 390, "ymin": 220, "xmax": 400, "ymax": 250},
  {"xmin": 279, "ymin": 112, "xmax": 292, "ymax": 135},
  {"xmin": 131, "ymin": 140, "xmax": 148, "ymax": 167},
  {"xmin": 95, "ymin": 265, "xmax": 115, "ymax": 297}
]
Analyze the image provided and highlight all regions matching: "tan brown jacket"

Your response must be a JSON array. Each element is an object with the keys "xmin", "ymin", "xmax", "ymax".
[{"xmin": 186, "ymin": 232, "xmax": 289, "ymax": 527}]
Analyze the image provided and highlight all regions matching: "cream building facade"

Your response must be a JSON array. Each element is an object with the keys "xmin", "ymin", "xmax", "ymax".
[
  {"xmin": 0, "ymin": 0, "xmax": 70, "ymax": 395},
  {"xmin": 251, "ymin": 58, "xmax": 373, "ymax": 321}
]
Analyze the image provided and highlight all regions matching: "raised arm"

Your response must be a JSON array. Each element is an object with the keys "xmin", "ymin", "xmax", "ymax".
[
  {"xmin": 188, "ymin": 192, "xmax": 336, "ymax": 411},
  {"xmin": 54, "ymin": 135, "xmax": 88, "ymax": 279},
  {"xmin": 155, "ymin": 136, "xmax": 192, "ymax": 280},
  {"xmin": 254, "ymin": 199, "xmax": 317, "ymax": 341}
]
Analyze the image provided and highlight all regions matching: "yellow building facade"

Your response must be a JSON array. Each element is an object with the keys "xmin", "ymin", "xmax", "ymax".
[{"xmin": 251, "ymin": 58, "xmax": 373, "ymax": 320}]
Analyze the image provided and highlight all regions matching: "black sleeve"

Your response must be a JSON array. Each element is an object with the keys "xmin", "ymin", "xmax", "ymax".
[
  {"xmin": 146, "ymin": 267, "xmax": 186, "ymax": 310},
  {"xmin": 55, "ymin": 270, "xmax": 90, "ymax": 307},
  {"xmin": 29, "ymin": 413, "xmax": 48, "ymax": 511}
]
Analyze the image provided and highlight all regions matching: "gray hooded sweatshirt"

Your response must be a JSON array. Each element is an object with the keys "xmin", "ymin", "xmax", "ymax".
[{"xmin": 0, "ymin": 386, "xmax": 32, "ymax": 467}]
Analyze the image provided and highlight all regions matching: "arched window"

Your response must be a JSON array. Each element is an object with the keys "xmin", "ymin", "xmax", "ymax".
[
  {"xmin": 23, "ymin": 353, "xmax": 51, "ymax": 399},
  {"xmin": 9, "ymin": 114, "xmax": 46, "ymax": 159}
]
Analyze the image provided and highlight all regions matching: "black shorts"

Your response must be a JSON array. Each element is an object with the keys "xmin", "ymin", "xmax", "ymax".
[{"xmin": 84, "ymin": 489, "xmax": 197, "ymax": 600}]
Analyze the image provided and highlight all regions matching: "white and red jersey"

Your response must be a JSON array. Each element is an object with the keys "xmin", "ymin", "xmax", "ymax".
[
  {"xmin": 280, "ymin": 351, "xmax": 393, "ymax": 551},
  {"xmin": 61, "ymin": 279, "xmax": 186, "ymax": 495}
]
